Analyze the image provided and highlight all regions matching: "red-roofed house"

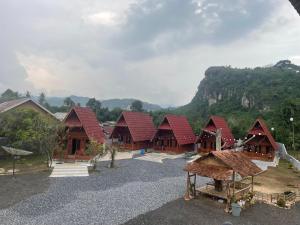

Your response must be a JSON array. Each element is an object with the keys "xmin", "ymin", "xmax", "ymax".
[
  {"xmin": 153, "ymin": 115, "xmax": 196, "ymax": 153},
  {"xmin": 243, "ymin": 118, "xmax": 278, "ymax": 161},
  {"xmin": 110, "ymin": 111, "xmax": 156, "ymax": 150},
  {"xmin": 63, "ymin": 107, "xmax": 105, "ymax": 160},
  {"xmin": 196, "ymin": 116, "xmax": 235, "ymax": 153}
]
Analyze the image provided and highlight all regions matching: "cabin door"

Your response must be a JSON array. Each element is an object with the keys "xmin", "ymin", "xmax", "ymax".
[{"xmin": 71, "ymin": 139, "xmax": 81, "ymax": 155}]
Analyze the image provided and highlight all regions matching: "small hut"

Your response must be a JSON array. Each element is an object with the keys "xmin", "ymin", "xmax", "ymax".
[
  {"xmin": 184, "ymin": 150, "xmax": 262, "ymax": 204},
  {"xmin": 110, "ymin": 111, "xmax": 156, "ymax": 150},
  {"xmin": 152, "ymin": 115, "xmax": 196, "ymax": 153},
  {"xmin": 243, "ymin": 118, "xmax": 279, "ymax": 161},
  {"xmin": 196, "ymin": 116, "xmax": 235, "ymax": 153},
  {"xmin": 63, "ymin": 107, "xmax": 105, "ymax": 160}
]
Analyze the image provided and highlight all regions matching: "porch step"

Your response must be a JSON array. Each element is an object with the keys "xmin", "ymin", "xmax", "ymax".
[{"xmin": 50, "ymin": 163, "xmax": 89, "ymax": 177}]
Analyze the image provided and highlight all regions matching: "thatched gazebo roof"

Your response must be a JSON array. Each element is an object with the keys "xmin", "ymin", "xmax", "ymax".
[{"xmin": 184, "ymin": 150, "xmax": 262, "ymax": 180}]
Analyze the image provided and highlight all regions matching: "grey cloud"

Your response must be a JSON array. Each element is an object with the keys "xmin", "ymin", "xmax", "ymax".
[
  {"xmin": 114, "ymin": 0, "xmax": 276, "ymax": 59},
  {"xmin": 0, "ymin": 0, "xmax": 296, "ymax": 106}
]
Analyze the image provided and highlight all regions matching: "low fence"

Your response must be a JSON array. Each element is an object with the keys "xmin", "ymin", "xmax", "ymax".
[
  {"xmin": 278, "ymin": 143, "xmax": 300, "ymax": 171},
  {"xmin": 254, "ymin": 191, "xmax": 297, "ymax": 204}
]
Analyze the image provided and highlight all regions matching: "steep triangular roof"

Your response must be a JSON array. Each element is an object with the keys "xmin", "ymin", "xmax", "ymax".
[
  {"xmin": 112, "ymin": 111, "xmax": 156, "ymax": 142},
  {"xmin": 64, "ymin": 107, "xmax": 105, "ymax": 144},
  {"xmin": 247, "ymin": 118, "xmax": 278, "ymax": 150},
  {"xmin": 157, "ymin": 114, "xmax": 196, "ymax": 145},
  {"xmin": 199, "ymin": 115, "xmax": 235, "ymax": 148}
]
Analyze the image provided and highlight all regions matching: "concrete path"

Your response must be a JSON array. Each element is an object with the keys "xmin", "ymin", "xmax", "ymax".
[
  {"xmin": 50, "ymin": 162, "xmax": 89, "ymax": 177},
  {"xmin": 135, "ymin": 152, "xmax": 184, "ymax": 163}
]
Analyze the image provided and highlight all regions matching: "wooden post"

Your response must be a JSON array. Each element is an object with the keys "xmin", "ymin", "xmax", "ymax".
[
  {"xmin": 12, "ymin": 155, "xmax": 16, "ymax": 177},
  {"xmin": 184, "ymin": 172, "xmax": 191, "ymax": 200},
  {"xmin": 194, "ymin": 174, "xmax": 196, "ymax": 197},
  {"xmin": 232, "ymin": 171, "xmax": 236, "ymax": 198},
  {"xmin": 251, "ymin": 176, "xmax": 254, "ymax": 192}
]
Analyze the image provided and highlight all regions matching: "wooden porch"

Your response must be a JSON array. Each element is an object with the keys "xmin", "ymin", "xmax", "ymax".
[
  {"xmin": 196, "ymin": 181, "xmax": 252, "ymax": 201},
  {"xmin": 242, "ymin": 151, "xmax": 274, "ymax": 161}
]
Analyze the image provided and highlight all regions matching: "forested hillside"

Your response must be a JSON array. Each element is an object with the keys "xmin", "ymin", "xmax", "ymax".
[{"xmin": 176, "ymin": 60, "xmax": 300, "ymax": 149}]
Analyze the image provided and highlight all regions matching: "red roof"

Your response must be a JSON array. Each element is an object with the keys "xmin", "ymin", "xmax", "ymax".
[
  {"xmin": 64, "ymin": 107, "xmax": 105, "ymax": 144},
  {"xmin": 157, "ymin": 114, "xmax": 196, "ymax": 145},
  {"xmin": 198, "ymin": 115, "xmax": 235, "ymax": 148},
  {"xmin": 112, "ymin": 111, "xmax": 156, "ymax": 142},
  {"xmin": 247, "ymin": 118, "xmax": 278, "ymax": 150}
]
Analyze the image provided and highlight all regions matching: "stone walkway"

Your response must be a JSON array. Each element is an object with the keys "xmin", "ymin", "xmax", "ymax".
[{"xmin": 50, "ymin": 162, "xmax": 89, "ymax": 177}]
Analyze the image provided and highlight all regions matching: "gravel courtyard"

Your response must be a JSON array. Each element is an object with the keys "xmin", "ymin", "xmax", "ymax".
[{"xmin": 0, "ymin": 157, "xmax": 206, "ymax": 225}]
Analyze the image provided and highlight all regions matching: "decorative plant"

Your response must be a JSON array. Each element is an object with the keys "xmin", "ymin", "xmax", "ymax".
[
  {"xmin": 106, "ymin": 144, "xmax": 118, "ymax": 168},
  {"xmin": 86, "ymin": 140, "xmax": 105, "ymax": 170}
]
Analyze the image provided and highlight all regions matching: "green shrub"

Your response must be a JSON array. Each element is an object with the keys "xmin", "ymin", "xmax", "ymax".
[{"xmin": 277, "ymin": 198, "xmax": 286, "ymax": 208}]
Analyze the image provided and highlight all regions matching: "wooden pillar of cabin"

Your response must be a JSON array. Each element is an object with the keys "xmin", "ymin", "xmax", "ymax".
[
  {"xmin": 67, "ymin": 137, "xmax": 72, "ymax": 155},
  {"xmin": 80, "ymin": 138, "xmax": 85, "ymax": 156}
]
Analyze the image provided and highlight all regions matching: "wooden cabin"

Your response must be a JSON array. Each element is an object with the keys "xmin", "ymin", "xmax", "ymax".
[
  {"xmin": 243, "ymin": 118, "xmax": 279, "ymax": 161},
  {"xmin": 153, "ymin": 115, "xmax": 196, "ymax": 153},
  {"xmin": 110, "ymin": 111, "xmax": 156, "ymax": 151},
  {"xmin": 184, "ymin": 150, "xmax": 262, "ymax": 205},
  {"xmin": 62, "ymin": 107, "xmax": 105, "ymax": 160},
  {"xmin": 196, "ymin": 116, "xmax": 235, "ymax": 153}
]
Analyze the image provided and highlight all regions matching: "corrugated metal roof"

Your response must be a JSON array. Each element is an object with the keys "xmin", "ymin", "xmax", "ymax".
[
  {"xmin": 112, "ymin": 111, "xmax": 156, "ymax": 142},
  {"xmin": 64, "ymin": 107, "xmax": 105, "ymax": 144},
  {"xmin": 157, "ymin": 114, "xmax": 196, "ymax": 145},
  {"xmin": 247, "ymin": 118, "xmax": 279, "ymax": 151},
  {"xmin": 0, "ymin": 98, "xmax": 56, "ymax": 118}
]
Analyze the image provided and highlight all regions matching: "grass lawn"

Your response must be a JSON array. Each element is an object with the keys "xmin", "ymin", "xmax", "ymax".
[
  {"xmin": 287, "ymin": 150, "xmax": 300, "ymax": 161},
  {"xmin": 0, "ymin": 154, "xmax": 49, "ymax": 175},
  {"xmin": 244, "ymin": 160, "xmax": 300, "ymax": 194}
]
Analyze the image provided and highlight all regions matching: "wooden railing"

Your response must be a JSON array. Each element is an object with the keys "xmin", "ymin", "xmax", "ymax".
[{"xmin": 254, "ymin": 191, "xmax": 297, "ymax": 204}]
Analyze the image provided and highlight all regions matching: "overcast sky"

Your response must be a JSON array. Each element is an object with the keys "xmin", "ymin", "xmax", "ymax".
[{"xmin": 0, "ymin": 0, "xmax": 300, "ymax": 106}]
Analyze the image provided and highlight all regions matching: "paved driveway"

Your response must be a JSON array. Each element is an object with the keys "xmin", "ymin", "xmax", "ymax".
[{"xmin": 0, "ymin": 157, "xmax": 208, "ymax": 225}]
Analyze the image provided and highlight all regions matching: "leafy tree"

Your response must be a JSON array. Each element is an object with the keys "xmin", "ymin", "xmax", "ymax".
[
  {"xmin": 63, "ymin": 97, "xmax": 75, "ymax": 108},
  {"xmin": 86, "ymin": 140, "xmax": 105, "ymax": 170},
  {"xmin": 38, "ymin": 92, "xmax": 46, "ymax": 106},
  {"xmin": 0, "ymin": 108, "xmax": 60, "ymax": 167},
  {"xmin": 25, "ymin": 91, "xmax": 31, "ymax": 98},
  {"xmin": 86, "ymin": 98, "xmax": 101, "ymax": 115},
  {"xmin": 0, "ymin": 89, "xmax": 19, "ymax": 103},
  {"xmin": 107, "ymin": 145, "xmax": 117, "ymax": 168},
  {"xmin": 130, "ymin": 100, "xmax": 143, "ymax": 112}
]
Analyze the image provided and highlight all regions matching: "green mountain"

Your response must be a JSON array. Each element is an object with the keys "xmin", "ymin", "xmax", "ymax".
[
  {"xmin": 176, "ymin": 60, "xmax": 300, "ymax": 148},
  {"xmin": 44, "ymin": 96, "xmax": 162, "ymax": 111}
]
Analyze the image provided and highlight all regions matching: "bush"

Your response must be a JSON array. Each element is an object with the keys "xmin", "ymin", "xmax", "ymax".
[{"xmin": 277, "ymin": 198, "xmax": 286, "ymax": 208}]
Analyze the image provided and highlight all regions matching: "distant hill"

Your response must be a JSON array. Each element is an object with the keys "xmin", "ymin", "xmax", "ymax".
[
  {"xmin": 175, "ymin": 60, "xmax": 300, "ymax": 147},
  {"xmin": 43, "ymin": 95, "xmax": 162, "ymax": 111}
]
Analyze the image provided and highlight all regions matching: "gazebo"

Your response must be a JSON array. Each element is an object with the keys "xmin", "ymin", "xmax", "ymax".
[{"xmin": 184, "ymin": 150, "xmax": 262, "ymax": 205}]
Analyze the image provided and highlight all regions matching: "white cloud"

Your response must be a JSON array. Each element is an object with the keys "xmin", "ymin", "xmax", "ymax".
[{"xmin": 82, "ymin": 11, "xmax": 123, "ymax": 26}]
